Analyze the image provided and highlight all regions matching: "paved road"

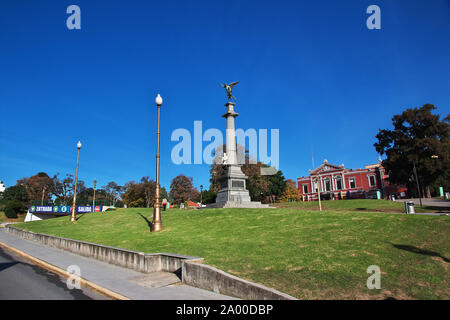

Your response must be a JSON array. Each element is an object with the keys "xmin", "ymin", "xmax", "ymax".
[
  {"xmin": 401, "ymin": 198, "xmax": 450, "ymax": 209},
  {"xmin": 0, "ymin": 246, "xmax": 109, "ymax": 300}
]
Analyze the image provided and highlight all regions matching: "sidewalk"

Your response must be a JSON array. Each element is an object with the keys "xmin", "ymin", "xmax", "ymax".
[{"xmin": 0, "ymin": 228, "xmax": 235, "ymax": 300}]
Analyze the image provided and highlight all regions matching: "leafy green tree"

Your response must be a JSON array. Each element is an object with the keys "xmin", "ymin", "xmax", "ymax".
[
  {"xmin": 121, "ymin": 178, "xmax": 168, "ymax": 208},
  {"xmin": 53, "ymin": 173, "xmax": 75, "ymax": 205},
  {"xmin": 169, "ymin": 175, "xmax": 198, "ymax": 204},
  {"xmin": 4, "ymin": 200, "xmax": 26, "ymax": 219},
  {"xmin": 374, "ymin": 104, "xmax": 449, "ymax": 197},
  {"xmin": 2, "ymin": 185, "xmax": 29, "ymax": 218},
  {"xmin": 2, "ymin": 185, "xmax": 29, "ymax": 204},
  {"xmin": 199, "ymin": 189, "xmax": 217, "ymax": 204},
  {"xmin": 264, "ymin": 165, "xmax": 287, "ymax": 202},
  {"xmin": 103, "ymin": 181, "xmax": 123, "ymax": 206},
  {"xmin": 16, "ymin": 172, "xmax": 54, "ymax": 205}
]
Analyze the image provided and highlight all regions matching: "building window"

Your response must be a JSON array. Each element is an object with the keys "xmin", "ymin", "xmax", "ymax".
[
  {"xmin": 336, "ymin": 178, "xmax": 342, "ymax": 190},
  {"xmin": 313, "ymin": 181, "xmax": 319, "ymax": 193},
  {"xmin": 369, "ymin": 175, "xmax": 376, "ymax": 187},
  {"xmin": 348, "ymin": 177, "xmax": 356, "ymax": 189},
  {"xmin": 303, "ymin": 184, "xmax": 309, "ymax": 194},
  {"xmin": 325, "ymin": 179, "xmax": 331, "ymax": 192}
]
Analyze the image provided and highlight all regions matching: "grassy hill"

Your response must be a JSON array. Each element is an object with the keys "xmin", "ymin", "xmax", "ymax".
[{"xmin": 13, "ymin": 200, "xmax": 450, "ymax": 299}]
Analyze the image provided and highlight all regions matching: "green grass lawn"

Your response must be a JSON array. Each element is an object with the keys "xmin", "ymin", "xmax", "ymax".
[{"xmin": 13, "ymin": 200, "xmax": 450, "ymax": 299}]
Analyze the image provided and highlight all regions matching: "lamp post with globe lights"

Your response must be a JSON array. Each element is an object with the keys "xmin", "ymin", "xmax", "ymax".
[
  {"xmin": 70, "ymin": 141, "xmax": 82, "ymax": 222},
  {"xmin": 152, "ymin": 94, "xmax": 163, "ymax": 232}
]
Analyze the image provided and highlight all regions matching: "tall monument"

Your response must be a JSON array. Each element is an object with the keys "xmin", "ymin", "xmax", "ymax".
[{"xmin": 208, "ymin": 82, "xmax": 269, "ymax": 208}]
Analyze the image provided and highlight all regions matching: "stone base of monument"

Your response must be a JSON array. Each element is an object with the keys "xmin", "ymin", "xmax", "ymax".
[
  {"xmin": 206, "ymin": 201, "xmax": 271, "ymax": 209},
  {"xmin": 205, "ymin": 165, "xmax": 271, "ymax": 209}
]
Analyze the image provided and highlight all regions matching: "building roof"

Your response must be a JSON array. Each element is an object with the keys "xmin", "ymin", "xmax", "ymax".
[{"xmin": 309, "ymin": 159, "xmax": 346, "ymax": 175}]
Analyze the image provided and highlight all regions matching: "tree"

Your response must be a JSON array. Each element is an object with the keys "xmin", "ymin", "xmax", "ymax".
[
  {"xmin": 169, "ymin": 175, "xmax": 198, "ymax": 204},
  {"xmin": 122, "ymin": 182, "xmax": 146, "ymax": 208},
  {"xmin": 121, "ymin": 178, "xmax": 168, "ymax": 208},
  {"xmin": 140, "ymin": 177, "xmax": 156, "ymax": 208},
  {"xmin": 280, "ymin": 179, "xmax": 300, "ymax": 202},
  {"xmin": 53, "ymin": 173, "xmax": 75, "ymax": 205},
  {"xmin": 264, "ymin": 165, "xmax": 287, "ymax": 202},
  {"xmin": 374, "ymin": 104, "xmax": 450, "ymax": 197},
  {"xmin": 17, "ymin": 172, "xmax": 54, "ymax": 204},
  {"xmin": 2, "ymin": 185, "xmax": 29, "ymax": 218},
  {"xmin": 104, "ymin": 181, "xmax": 123, "ymax": 206},
  {"xmin": 200, "ymin": 189, "xmax": 217, "ymax": 204},
  {"xmin": 4, "ymin": 201, "xmax": 26, "ymax": 219},
  {"xmin": 2, "ymin": 185, "xmax": 29, "ymax": 204}
]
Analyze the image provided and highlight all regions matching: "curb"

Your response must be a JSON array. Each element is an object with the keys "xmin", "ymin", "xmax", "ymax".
[{"xmin": 0, "ymin": 241, "xmax": 130, "ymax": 300}]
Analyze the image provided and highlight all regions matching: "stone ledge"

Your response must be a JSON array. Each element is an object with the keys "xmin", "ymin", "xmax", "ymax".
[
  {"xmin": 182, "ymin": 261, "xmax": 296, "ymax": 300},
  {"xmin": 5, "ymin": 226, "xmax": 201, "ymax": 274}
]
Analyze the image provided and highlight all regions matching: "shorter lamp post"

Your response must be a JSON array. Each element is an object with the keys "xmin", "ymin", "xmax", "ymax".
[
  {"xmin": 412, "ymin": 160, "xmax": 422, "ymax": 208},
  {"xmin": 92, "ymin": 179, "xmax": 97, "ymax": 212},
  {"xmin": 313, "ymin": 177, "xmax": 322, "ymax": 211},
  {"xmin": 200, "ymin": 185, "xmax": 203, "ymax": 206},
  {"xmin": 70, "ymin": 141, "xmax": 82, "ymax": 222},
  {"xmin": 431, "ymin": 155, "xmax": 440, "ymax": 197}
]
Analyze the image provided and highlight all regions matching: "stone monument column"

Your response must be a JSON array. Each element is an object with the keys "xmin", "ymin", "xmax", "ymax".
[
  {"xmin": 206, "ymin": 81, "xmax": 270, "ymax": 209},
  {"xmin": 223, "ymin": 102, "xmax": 238, "ymax": 165}
]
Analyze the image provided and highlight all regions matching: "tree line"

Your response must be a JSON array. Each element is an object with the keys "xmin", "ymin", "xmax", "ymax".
[{"xmin": 0, "ymin": 156, "xmax": 297, "ymax": 217}]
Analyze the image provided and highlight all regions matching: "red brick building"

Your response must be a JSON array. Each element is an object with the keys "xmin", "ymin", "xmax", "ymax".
[{"xmin": 297, "ymin": 159, "xmax": 408, "ymax": 200}]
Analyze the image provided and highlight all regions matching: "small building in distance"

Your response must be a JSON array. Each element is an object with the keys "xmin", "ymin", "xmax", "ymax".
[
  {"xmin": 297, "ymin": 159, "xmax": 407, "ymax": 201},
  {"xmin": 0, "ymin": 180, "xmax": 5, "ymax": 194}
]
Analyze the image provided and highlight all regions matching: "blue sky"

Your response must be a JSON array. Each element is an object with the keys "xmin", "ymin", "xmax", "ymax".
[{"xmin": 0, "ymin": 0, "xmax": 449, "ymax": 192}]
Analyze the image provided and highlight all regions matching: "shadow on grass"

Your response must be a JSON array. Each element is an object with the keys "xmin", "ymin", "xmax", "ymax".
[
  {"xmin": 75, "ymin": 213, "xmax": 87, "ymax": 221},
  {"xmin": 391, "ymin": 243, "xmax": 449, "ymax": 263},
  {"xmin": 137, "ymin": 212, "xmax": 153, "ymax": 231}
]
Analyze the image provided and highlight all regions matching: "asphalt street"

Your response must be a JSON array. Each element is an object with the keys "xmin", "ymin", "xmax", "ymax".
[{"xmin": 0, "ymin": 246, "xmax": 109, "ymax": 300}]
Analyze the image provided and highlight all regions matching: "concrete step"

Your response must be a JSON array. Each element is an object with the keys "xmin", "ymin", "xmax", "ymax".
[{"xmin": 128, "ymin": 271, "xmax": 181, "ymax": 288}]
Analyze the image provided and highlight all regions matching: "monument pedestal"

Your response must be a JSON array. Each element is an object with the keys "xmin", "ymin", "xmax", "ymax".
[{"xmin": 207, "ymin": 164, "xmax": 270, "ymax": 209}]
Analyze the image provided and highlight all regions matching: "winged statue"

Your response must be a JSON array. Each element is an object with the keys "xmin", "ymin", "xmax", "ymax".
[{"xmin": 220, "ymin": 81, "xmax": 239, "ymax": 102}]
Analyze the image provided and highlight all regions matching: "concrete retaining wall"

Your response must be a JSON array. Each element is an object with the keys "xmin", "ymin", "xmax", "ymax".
[
  {"xmin": 5, "ymin": 226, "xmax": 295, "ymax": 300},
  {"xmin": 183, "ymin": 261, "xmax": 296, "ymax": 300},
  {"xmin": 5, "ymin": 226, "xmax": 201, "ymax": 274}
]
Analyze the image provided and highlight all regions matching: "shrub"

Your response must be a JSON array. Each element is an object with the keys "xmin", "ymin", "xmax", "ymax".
[{"xmin": 4, "ymin": 201, "xmax": 25, "ymax": 219}]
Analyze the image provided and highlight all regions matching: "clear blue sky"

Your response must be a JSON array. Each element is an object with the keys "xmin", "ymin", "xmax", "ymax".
[{"xmin": 1, "ymin": 0, "xmax": 449, "ymax": 192}]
